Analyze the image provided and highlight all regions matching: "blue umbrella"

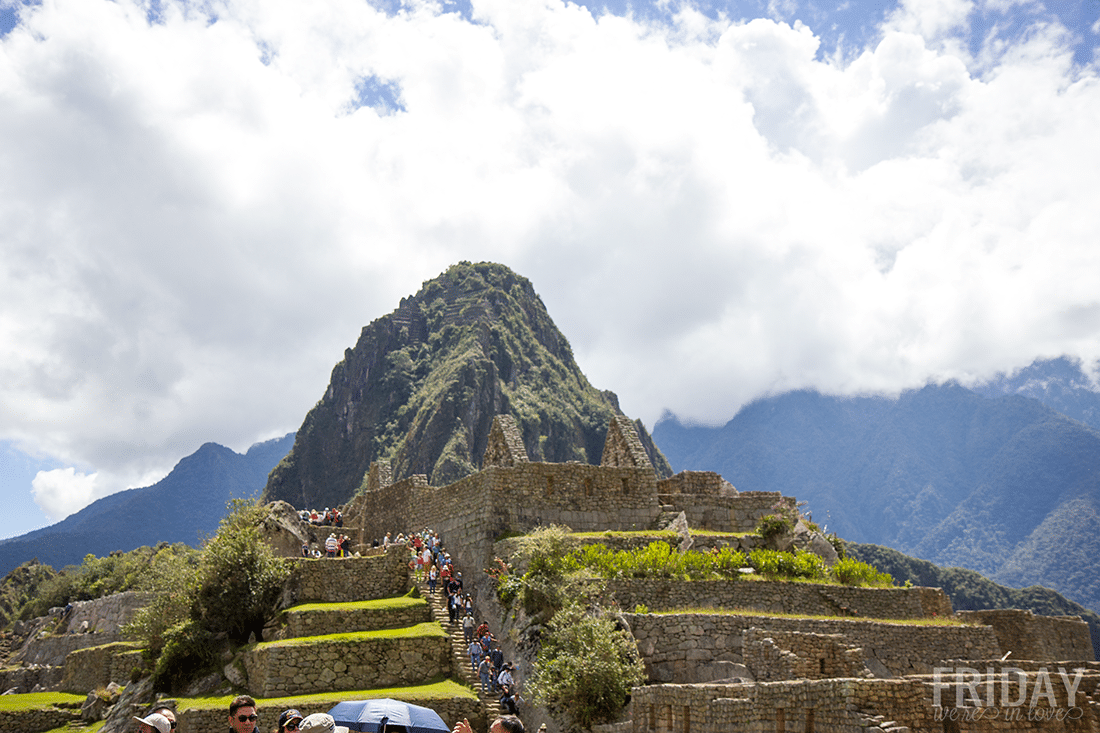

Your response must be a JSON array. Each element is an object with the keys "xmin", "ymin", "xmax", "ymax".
[{"xmin": 328, "ymin": 699, "xmax": 450, "ymax": 733}]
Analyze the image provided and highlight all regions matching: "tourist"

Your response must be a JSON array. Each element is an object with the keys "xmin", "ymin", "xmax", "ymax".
[
  {"xmin": 462, "ymin": 612, "xmax": 475, "ymax": 643},
  {"xmin": 497, "ymin": 662, "xmax": 515, "ymax": 691},
  {"xmin": 468, "ymin": 636, "xmax": 484, "ymax": 671},
  {"xmin": 275, "ymin": 709, "xmax": 304, "ymax": 733},
  {"xmin": 229, "ymin": 695, "xmax": 260, "ymax": 733},
  {"xmin": 499, "ymin": 683, "xmax": 521, "ymax": 716},
  {"xmin": 152, "ymin": 706, "xmax": 177, "ymax": 730},
  {"xmin": 133, "ymin": 713, "xmax": 171, "ymax": 733},
  {"xmin": 428, "ymin": 563, "xmax": 438, "ymax": 593},
  {"xmin": 325, "ymin": 533, "xmax": 338, "ymax": 558},
  {"xmin": 299, "ymin": 713, "xmax": 350, "ymax": 733},
  {"xmin": 478, "ymin": 654, "xmax": 494, "ymax": 694},
  {"xmin": 451, "ymin": 714, "xmax": 524, "ymax": 733}
]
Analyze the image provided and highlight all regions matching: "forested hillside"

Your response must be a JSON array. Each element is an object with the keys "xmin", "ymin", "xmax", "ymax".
[
  {"xmin": 848, "ymin": 542, "xmax": 1100, "ymax": 659},
  {"xmin": 653, "ymin": 385, "xmax": 1100, "ymax": 614}
]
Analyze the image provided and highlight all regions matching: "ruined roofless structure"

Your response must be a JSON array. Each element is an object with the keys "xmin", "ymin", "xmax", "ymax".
[{"xmin": 344, "ymin": 413, "xmax": 786, "ymax": 568}]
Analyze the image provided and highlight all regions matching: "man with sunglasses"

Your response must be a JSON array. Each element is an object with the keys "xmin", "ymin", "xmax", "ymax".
[{"xmin": 230, "ymin": 695, "xmax": 260, "ymax": 733}]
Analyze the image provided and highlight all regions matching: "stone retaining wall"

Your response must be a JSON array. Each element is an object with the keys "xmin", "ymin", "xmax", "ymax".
[
  {"xmin": 61, "ymin": 590, "xmax": 152, "ymax": 634},
  {"xmin": 743, "ymin": 628, "xmax": 868, "ymax": 681},
  {"xmin": 176, "ymin": 697, "xmax": 485, "ymax": 733},
  {"xmin": 629, "ymin": 679, "xmax": 933, "ymax": 733},
  {"xmin": 14, "ymin": 631, "xmax": 123, "ymax": 667},
  {"xmin": 283, "ymin": 547, "xmax": 409, "ymax": 605},
  {"xmin": 285, "ymin": 598, "xmax": 431, "ymax": 638},
  {"xmin": 0, "ymin": 664, "xmax": 64, "ymax": 694},
  {"xmin": 624, "ymin": 613, "xmax": 1001, "ymax": 682},
  {"xmin": 0, "ymin": 705, "xmax": 82, "ymax": 733},
  {"xmin": 956, "ymin": 610, "xmax": 1095, "ymax": 662},
  {"xmin": 608, "ymin": 579, "xmax": 951, "ymax": 620},
  {"xmin": 657, "ymin": 489, "xmax": 794, "ymax": 533},
  {"xmin": 242, "ymin": 627, "xmax": 451, "ymax": 697},
  {"xmin": 60, "ymin": 641, "xmax": 144, "ymax": 693}
]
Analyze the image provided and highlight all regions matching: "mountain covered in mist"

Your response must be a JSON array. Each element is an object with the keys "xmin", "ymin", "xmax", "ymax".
[
  {"xmin": 262, "ymin": 261, "xmax": 671, "ymax": 511},
  {"xmin": 0, "ymin": 434, "xmax": 293, "ymax": 578},
  {"xmin": 653, "ymin": 373, "xmax": 1100, "ymax": 615}
]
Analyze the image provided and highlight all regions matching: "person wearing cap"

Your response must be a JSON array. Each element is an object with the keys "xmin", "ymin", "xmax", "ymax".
[
  {"xmin": 229, "ymin": 694, "xmax": 260, "ymax": 733},
  {"xmin": 452, "ymin": 714, "xmax": 524, "ymax": 733},
  {"xmin": 152, "ymin": 706, "xmax": 177, "ymax": 730},
  {"xmin": 134, "ymin": 713, "xmax": 172, "ymax": 733},
  {"xmin": 275, "ymin": 709, "xmax": 304, "ymax": 733},
  {"xmin": 299, "ymin": 712, "xmax": 350, "ymax": 733}
]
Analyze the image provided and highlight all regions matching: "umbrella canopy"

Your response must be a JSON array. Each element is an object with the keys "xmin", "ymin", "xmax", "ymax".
[{"xmin": 328, "ymin": 699, "xmax": 450, "ymax": 733}]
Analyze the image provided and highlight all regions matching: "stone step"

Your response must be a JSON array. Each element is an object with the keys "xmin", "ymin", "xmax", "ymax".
[{"xmin": 243, "ymin": 624, "xmax": 450, "ymax": 698}]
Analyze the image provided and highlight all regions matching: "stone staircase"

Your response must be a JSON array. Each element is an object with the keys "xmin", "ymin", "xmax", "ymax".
[{"xmin": 415, "ymin": 576, "xmax": 504, "ymax": 724}]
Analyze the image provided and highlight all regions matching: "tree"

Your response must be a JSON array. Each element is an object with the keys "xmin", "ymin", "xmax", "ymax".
[{"xmin": 529, "ymin": 602, "xmax": 646, "ymax": 730}]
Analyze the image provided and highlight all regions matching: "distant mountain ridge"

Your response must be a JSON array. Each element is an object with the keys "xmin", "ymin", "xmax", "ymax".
[
  {"xmin": 263, "ymin": 261, "xmax": 671, "ymax": 511},
  {"xmin": 0, "ymin": 433, "xmax": 293, "ymax": 578},
  {"xmin": 653, "ymin": 380, "xmax": 1100, "ymax": 615}
]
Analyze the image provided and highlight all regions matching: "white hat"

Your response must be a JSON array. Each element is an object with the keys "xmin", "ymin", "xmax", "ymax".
[
  {"xmin": 299, "ymin": 713, "xmax": 350, "ymax": 733},
  {"xmin": 133, "ymin": 713, "xmax": 172, "ymax": 733}
]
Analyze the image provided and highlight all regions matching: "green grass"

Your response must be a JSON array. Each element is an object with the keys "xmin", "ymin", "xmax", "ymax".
[
  {"xmin": 256, "ymin": 622, "xmax": 447, "ymax": 648},
  {"xmin": 286, "ymin": 597, "xmax": 427, "ymax": 614},
  {"xmin": 179, "ymin": 679, "xmax": 478, "ymax": 710},
  {"xmin": 641, "ymin": 607, "xmax": 965, "ymax": 626},
  {"xmin": 0, "ymin": 692, "xmax": 87, "ymax": 711}
]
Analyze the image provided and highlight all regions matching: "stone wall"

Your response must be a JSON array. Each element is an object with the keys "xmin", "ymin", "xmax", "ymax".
[
  {"xmin": 607, "ymin": 579, "xmax": 951, "ymax": 620},
  {"xmin": 13, "ymin": 631, "xmax": 124, "ymax": 667},
  {"xmin": 61, "ymin": 591, "xmax": 152, "ymax": 634},
  {"xmin": 347, "ymin": 461, "xmax": 664, "ymax": 578},
  {"xmin": 0, "ymin": 705, "xmax": 82, "ymax": 733},
  {"xmin": 176, "ymin": 697, "xmax": 485, "ymax": 733},
  {"xmin": 956, "ymin": 610, "xmax": 1095, "ymax": 662},
  {"xmin": 0, "ymin": 664, "xmax": 65, "ymax": 694},
  {"xmin": 284, "ymin": 597, "xmax": 431, "ymax": 638},
  {"xmin": 629, "ymin": 678, "xmax": 935, "ymax": 733},
  {"xmin": 241, "ymin": 625, "xmax": 451, "ymax": 697},
  {"xmin": 743, "ymin": 628, "xmax": 868, "ymax": 682},
  {"xmin": 283, "ymin": 546, "xmax": 410, "ymax": 605},
  {"xmin": 656, "ymin": 481, "xmax": 794, "ymax": 533},
  {"xmin": 60, "ymin": 641, "xmax": 144, "ymax": 693},
  {"xmin": 625, "ymin": 612, "xmax": 1002, "ymax": 682}
]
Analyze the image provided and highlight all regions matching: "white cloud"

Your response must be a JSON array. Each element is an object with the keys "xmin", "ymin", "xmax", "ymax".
[
  {"xmin": 1, "ymin": 0, "xmax": 1099, "ymax": 526},
  {"xmin": 31, "ymin": 467, "xmax": 99, "ymax": 521}
]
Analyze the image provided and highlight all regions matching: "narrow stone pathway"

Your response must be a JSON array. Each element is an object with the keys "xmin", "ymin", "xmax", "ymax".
[{"xmin": 416, "ymin": 575, "xmax": 502, "ymax": 723}]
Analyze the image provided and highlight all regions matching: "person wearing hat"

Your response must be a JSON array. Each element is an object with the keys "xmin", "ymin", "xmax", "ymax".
[
  {"xmin": 152, "ymin": 707, "xmax": 177, "ymax": 730},
  {"xmin": 275, "ymin": 709, "xmax": 304, "ymax": 733},
  {"xmin": 134, "ymin": 713, "xmax": 172, "ymax": 733},
  {"xmin": 299, "ymin": 713, "xmax": 350, "ymax": 733}
]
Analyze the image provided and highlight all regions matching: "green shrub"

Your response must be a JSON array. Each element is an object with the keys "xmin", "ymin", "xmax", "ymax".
[
  {"xmin": 152, "ymin": 619, "xmax": 220, "ymax": 692},
  {"xmin": 832, "ymin": 557, "xmax": 893, "ymax": 587},
  {"xmin": 191, "ymin": 499, "xmax": 291, "ymax": 644},
  {"xmin": 748, "ymin": 549, "xmax": 826, "ymax": 580},
  {"xmin": 529, "ymin": 603, "xmax": 646, "ymax": 729}
]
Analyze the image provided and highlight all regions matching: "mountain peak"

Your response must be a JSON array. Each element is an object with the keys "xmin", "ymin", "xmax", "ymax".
[{"xmin": 263, "ymin": 262, "xmax": 671, "ymax": 510}]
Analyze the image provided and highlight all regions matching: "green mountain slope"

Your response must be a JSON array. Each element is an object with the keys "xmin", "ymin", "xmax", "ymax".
[
  {"xmin": 848, "ymin": 542, "xmax": 1100, "ymax": 660},
  {"xmin": 264, "ymin": 261, "xmax": 671, "ymax": 510}
]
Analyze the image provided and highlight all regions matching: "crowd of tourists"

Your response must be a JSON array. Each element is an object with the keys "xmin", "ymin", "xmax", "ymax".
[
  {"xmin": 396, "ymin": 529, "xmax": 526, "ymax": 718},
  {"xmin": 298, "ymin": 507, "xmax": 343, "ymax": 527}
]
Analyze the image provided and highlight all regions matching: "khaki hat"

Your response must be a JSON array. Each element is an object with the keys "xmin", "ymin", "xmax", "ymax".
[
  {"xmin": 133, "ymin": 713, "xmax": 172, "ymax": 733},
  {"xmin": 299, "ymin": 713, "xmax": 350, "ymax": 733}
]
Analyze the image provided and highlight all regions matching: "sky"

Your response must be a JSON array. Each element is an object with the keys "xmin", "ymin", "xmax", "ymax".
[{"xmin": 1, "ymin": 0, "xmax": 1099, "ymax": 540}]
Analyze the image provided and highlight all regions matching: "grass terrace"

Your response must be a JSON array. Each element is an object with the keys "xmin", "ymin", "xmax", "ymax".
[
  {"xmin": 640, "ymin": 607, "xmax": 966, "ymax": 626},
  {"xmin": 254, "ymin": 622, "xmax": 447, "ymax": 649}
]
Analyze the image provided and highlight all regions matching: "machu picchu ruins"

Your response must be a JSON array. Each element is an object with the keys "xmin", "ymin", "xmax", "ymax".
[{"xmin": 0, "ymin": 413, "xmax": 1096, "ymax": 733}]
